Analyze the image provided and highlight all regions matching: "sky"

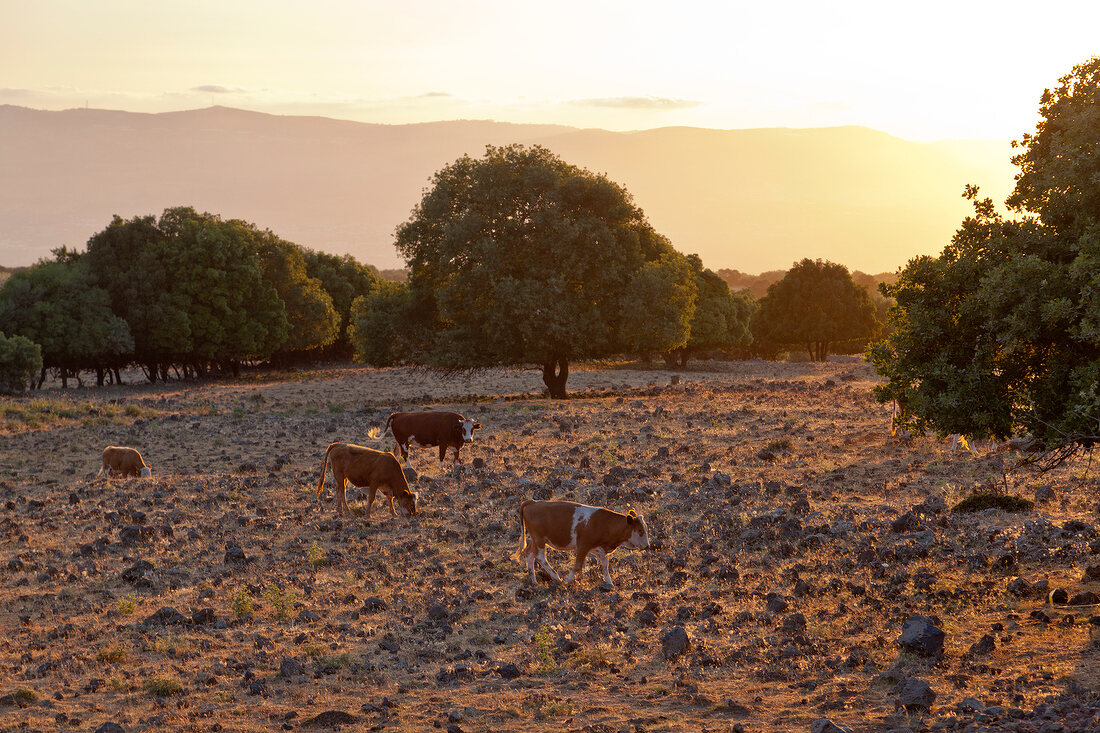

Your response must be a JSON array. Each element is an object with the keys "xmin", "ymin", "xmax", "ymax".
[{"xmin": 3, "ymin": 0, "xmax": 1099, "ymax": 142}]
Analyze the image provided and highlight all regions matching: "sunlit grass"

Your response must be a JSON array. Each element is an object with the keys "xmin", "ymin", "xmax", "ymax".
[{"xmin": 0, "ymin": 398, "xmax": 161, "ymax": 433}]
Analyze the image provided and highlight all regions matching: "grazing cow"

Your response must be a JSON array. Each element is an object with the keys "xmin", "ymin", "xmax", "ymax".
[
  {"xmin": 516, "ymin": 500, "xmax": 649, "ymax": 587},
  {"xmin": 380, "ymin": 411, "xmax": 481, "ymax": 467},
  {"xmin": 315, "ymin": 442, "xmax": 418, "ymax": 518},
  {"xmin": 96, "ymin": 446, "xmax": 151, "ymax": 479}
]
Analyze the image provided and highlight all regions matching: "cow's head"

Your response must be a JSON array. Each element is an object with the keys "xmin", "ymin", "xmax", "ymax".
[
  {"xmin": 396, "ymin": 488, "xmax": 419, "ymax": 517},
  {"xmin": 626, "ymin": 510, "xmax": 649, "ymax": 549},
  {"xmin": 460, "ymin": 419, "xmax": 481, "ymax": 442},
  {"xmin": 140, "ymin": 466, "xmax": 152, "ymax": 478}
]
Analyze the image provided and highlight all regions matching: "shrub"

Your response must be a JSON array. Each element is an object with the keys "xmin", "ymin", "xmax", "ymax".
[
  {"xmin": 307, "ymin": 540, "xmax": 326, "ymax": 567},
  {"xmin": 0, "ymin": 332, "xmax": 41, "ymax": 394},
  {"xmin": 263, "ymin": 583, "xmax": 297, "ymax": 620},
  {"xmin": 231, "ymin": 589, "xmax": 254, "ymax": 618},
  {"xmin": 117, "ymin": 594, "xmax": 137, "ymax": 616},
  {"xmin": 952, "ymin": 493, "xmax": 1034, "ymax": 514},
  {"xmin": 143, "ymin": 676, "xmax": 183, "ymax": 697}
]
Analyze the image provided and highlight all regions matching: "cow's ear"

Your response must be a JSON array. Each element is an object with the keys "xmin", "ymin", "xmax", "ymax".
[{"xmin": 474, "ymin": 423, "xmax": 482, "ymax": 430}]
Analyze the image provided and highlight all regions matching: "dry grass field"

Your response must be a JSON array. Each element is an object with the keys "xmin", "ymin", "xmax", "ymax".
[{"xmin": 1, "ymin": 360, "xmax": 1099, "ymax": 732}]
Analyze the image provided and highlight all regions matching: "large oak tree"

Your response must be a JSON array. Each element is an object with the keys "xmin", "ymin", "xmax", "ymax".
[
  {"xmin": 394, "ymin": 144, "xmax": 694, "ymax": 397},
  {"xmin": 869, "ymin": 57, "xmax": 1100, "ymax": 458}
]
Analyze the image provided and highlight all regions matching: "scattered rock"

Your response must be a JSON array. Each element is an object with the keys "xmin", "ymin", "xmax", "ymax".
[
  {"xmin": 192, "ymin": 608, "xmax": 216, "ymax": 625},
  {"xmin": 280, "ymin": 657, "xmax": 304, "ymax": 678},
  {"xmin": 142, "ymin": 606, "xmax": 188, "ymax": 626},
  {"xmin": 1007, "ymin": 576, "xmax": 1033, "ymax": 598},
  {"xmin": 120, "ymin": 560, "xmax": 155, "ymax": 584},
  {"xmin": 118, "ymin": 524, "xmax": 153, "ymax": 546},
  {"xmin": 496, "ymin": 663, "xmax": 522, "ymax": 679},
  {"xmin": 810, "ymin": 719, "xmax": 853, "ymax": 733},
  {"xmin": 897, "ymin": 677, "xmax": 936, "ymax": 710},
  {"xmin": 224, "ymin": 543, "xmax": 249, "ymax": 564},
  {"xmin": 897, "ymin": 615, "xmax": 945, "ymax": 657},
  {"xmin": 891, "ymin": 511, "xmax": 920, "ymax": 533},
  {"xmin": 302, "ymin": 710, "xmax": 357, "ymax": 727},
  {"xmin": 362, "ymin": 596, "xmax": 388, "ymax": 612},
  {"xmin": 661, "ymin": 626, "xmax": 690, "ymax": 660},
  {"xmin": 968, "ymin": 634, "xmax": 996, "ymax": 655},
  {"xmin": 94, "ymin": 724, "xmax": 126, "ymax": 733}
]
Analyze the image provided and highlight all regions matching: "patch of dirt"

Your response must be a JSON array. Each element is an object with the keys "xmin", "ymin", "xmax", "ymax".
[{"xmin": 1, "ymin": 359, "xmax": 1099, "ymax": 732}]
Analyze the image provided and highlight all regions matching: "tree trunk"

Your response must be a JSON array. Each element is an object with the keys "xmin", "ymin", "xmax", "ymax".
[
  {"xmin": 662, "ymin": 351, "xmax": 678, "ymax": 368},
  {"xmin": 542, "ymin": 356, "xmax": 569, "ymax": 399},
  {"xmin": 112, "ymin": 368, "xmax": 122, "ymax": 385},
  {"xmin": 820, "ymin": 342, "xmax": 829, "ymax": 361},
  {"xmin": 36, "ymin": 366, "xmax": 46, "ymax": 389},
  {"xmin": 60, "ymin": 368, "xmax": 68, "ymax": 389},
  {"xmin": 95, "ymin": 368, "xmax": 105, "ymax": 387},
  {"xmin": 144, "ymin": 362, "xmax": 158, "ymax": 383},
  {"xmin": 679, "ymin": 348, "xmax": 689, "ymax": 368}
]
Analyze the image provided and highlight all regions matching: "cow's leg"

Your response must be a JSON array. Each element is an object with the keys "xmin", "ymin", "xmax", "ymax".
[
  {"xmin": 565, "ymin": 546, "xmax": 590, "ymax": 586},
  {"xmin": 333, "ymin": 475, "xmax": 347, "ymax": 516},
  {"xmin": 526, "ymin": 545, "xmax": 538, "ymax": 584},
  {"xmin": 593, "ymin": 548, "xmax": 612, "ymax": 587},
  {"xmin": 386, "ymin": 489, "xmax": 396, "ymax": 516},
  {"xmin": 537, "ymin": 547, "xmax": 562, "ymax": 584},
  {"xmin": 365, "ymin": 485, "xmax": 377, "ymax": 518}
]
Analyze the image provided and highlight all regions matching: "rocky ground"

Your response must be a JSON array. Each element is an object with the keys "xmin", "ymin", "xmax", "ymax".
[{"xmin": 1, "ymin": 360, "xmax": 1099, "ymax": 733}]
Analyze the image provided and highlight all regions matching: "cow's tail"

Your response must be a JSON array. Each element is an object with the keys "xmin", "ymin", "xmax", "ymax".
[
  {"xmin": 316, "ymin": 443, "xmax": 336, "ymax": 501},
  {"xmin": 367, "ymin": 413, "xmax": 395, "ymax": 442},
  {"xmin": 513, "ymin": 499, "xmax": 534, "ymax": 562}
]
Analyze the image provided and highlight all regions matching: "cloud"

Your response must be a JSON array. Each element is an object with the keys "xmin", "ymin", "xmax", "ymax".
[
  {"xmin": 417, "ymin": 91, "xmax": 452, "ymax": 98},
  {"xmin": 567, "ymin": 96, "xmax": 703, "ymax": 110},
  {"xmin": 0, "ymin": 88, "xmax": 33, "ymax": 97},
  {"xmin": 191, "ymin": 85, "xmax": 247, "ymax": 94},
  {"xmin": 807, "ymin": 101, "xmax": 853, "ymax": 112}
]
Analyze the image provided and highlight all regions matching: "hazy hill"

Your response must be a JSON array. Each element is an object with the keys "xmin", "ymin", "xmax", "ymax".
[{"xmin": 0, "ymin": 105, "xmax": 1016, "ymax": 272}]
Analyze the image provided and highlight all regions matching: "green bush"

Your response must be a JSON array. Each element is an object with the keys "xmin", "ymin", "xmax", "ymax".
[
  {"xmin": 952, "ymin": 493, "xmax": 1034, "ymax": 514},
  {"xmin": 0, "ymin": 332, "xmax": 41, "ymax": 394}
]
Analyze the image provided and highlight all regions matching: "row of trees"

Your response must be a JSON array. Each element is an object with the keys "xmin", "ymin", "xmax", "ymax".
[
  {"xmin": 344, "ymin": 144, "xmax": 882, "ymax": 397},
  {"xmin": 871, "ymin": 56, "xmax": 1100, "ymax": 460},
  {"xmin": 0, "ymin": 207, "xmax": 383, "ymax": 387},
  {"xmin": 0, "ymin": 151, "xmax": 884, "ymax": 396}
]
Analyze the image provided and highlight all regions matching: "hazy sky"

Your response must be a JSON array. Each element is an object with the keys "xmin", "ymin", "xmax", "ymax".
[{"xmin": 4, "ymin": 1, "xmax": 1098, "ymax": 141}]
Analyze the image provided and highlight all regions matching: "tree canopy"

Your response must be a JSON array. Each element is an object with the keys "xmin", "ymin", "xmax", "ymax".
[
  {"xmin": 1, "ymin": 206, "xmax": 383, "ymax": 385},
  {"xmin": 0, "ymin": 332, "xmax": 42, "ymax": 394},
  {"xmin": 0, "ymin": 255, "xmax": 132, "ymax": 386},
  {"xmin": 394, "ymin": 144, "xmax": 696, "ymax": 397},
  {"xmin": 302, "ymin": 249, "xmax": 382, "ymax": 357},
  {"xmin": 869, "ymin": 56, "xmax": 1100, "ymax": 459},
  {"xmin": 751, "ymin": 258, "xmax": 878, "ymax": 361}
]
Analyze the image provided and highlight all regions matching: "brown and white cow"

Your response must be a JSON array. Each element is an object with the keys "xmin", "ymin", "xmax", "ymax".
[
  {"xmin": 315, "ymin": 442, "xmax": 418, "ymax": 518},
  {"xmin": 96, "ymin": 446, "xmax": 152, "ymax": 479},
  {"xmin": 381, "ymin": 411, "xmax": 481, "ymax": 467},
  {"xmin": 516, "ymin": 500, "xmax": 650, "ymax": 587}
]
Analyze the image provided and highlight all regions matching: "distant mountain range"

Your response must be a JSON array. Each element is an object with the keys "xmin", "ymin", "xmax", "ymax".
[{"xmin": 0, "ymin": 105, "xmax": 1017, "ymax": 272}]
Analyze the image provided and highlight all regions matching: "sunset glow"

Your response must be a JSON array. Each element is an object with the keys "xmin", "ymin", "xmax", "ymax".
[{"xmin": 4, "ymin": 0, "xmax": 1099, "ymax": 141}]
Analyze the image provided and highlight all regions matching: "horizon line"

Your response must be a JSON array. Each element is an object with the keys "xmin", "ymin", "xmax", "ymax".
[{"xmin": 0, "ymin": 103, "xmax": 1014, "ymax": 145}]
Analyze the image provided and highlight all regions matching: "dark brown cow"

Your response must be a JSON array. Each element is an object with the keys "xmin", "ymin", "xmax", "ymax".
[
  {"xmin": 382, "ymin": 411, "xmax": 481, "ymax": 467},
  {"xmin": 96, "ymin": 446, "xmax": 152, "ymax": 479},
  {"xmin": 315, "ymin": 442, "xmax": 418, "ymax": 518},
  {"xmin": 515, "ymin": 500, "xmax": 650, "ymax": 587}
]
